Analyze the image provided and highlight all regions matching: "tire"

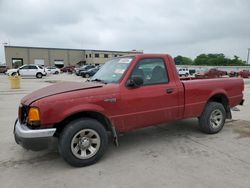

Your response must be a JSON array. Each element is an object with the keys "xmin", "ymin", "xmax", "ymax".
[
  {"xmin": 36, "ymin": 72, "xmax": 43, "ymax": 78},
  {"xmin": 85, "ymin": 74, "xmax": 90, "ymax": 78},
  {"xmin": 199, "ymin": 102, "xmax": 226, "ymax": 134},
  {"xmin": 58, "ymin": 118, "xmax": 108, "ymax": 167},
  {"xmin": 185, "ymin": 73, "xmax": 189, "ymax": 77},
  {"xmin": 11, "ymin": 72, "xmax": 18, "ymax": 76},
  {"xmin": 54, "ymin": 71, "xmax": 59, "ymax": 74}
]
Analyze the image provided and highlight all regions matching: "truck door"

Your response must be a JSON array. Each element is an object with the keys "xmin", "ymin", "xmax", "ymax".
[{"xmin": 120, "ymin": 58, "xmax": 180, "ymax": 131}]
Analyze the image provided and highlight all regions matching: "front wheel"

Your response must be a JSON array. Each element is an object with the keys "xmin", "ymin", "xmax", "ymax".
[
  {"xmin": 11, "ymin": 72, "xmax": 17, "ymax": 76},
  {"xmin": 199, "ymin": 102, "xmax": 226, "ymax": 134},
  {"xmin": 58, "ymin": 118, "xmax": 108, "ymax": 167}
]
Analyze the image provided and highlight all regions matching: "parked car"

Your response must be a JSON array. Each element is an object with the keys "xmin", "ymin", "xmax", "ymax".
[
  {"xmin": 80, "ymin": 67, "xmax": 99, "ymax": 78},
  {"xmin": 60, "ymin": 66, "xmax": 75, "ymax": 73},
  {"xmin": 14, "ymin": 54, "xmax": 244, "ymax": 167},
  {"xmin": 6, "ymin": 64, "xmax": 46, "ymax": 78},
  {"xmin": 189, "ymin": 69, "xmax": 196, "ymax": 76},
  {"xmin": 0, "ymin": 65, "xmax": 8, "ymax": 73},
  {"xmin": 229, "ymin": 71, "xmax": 239, "ymax": 77},
  {"xmin": 76, "ymin": 65, "xmax": 95, "ymax": 76},
  {"xmin": 178, "ymin": 68, "xmax": 189, "ymax": 77},
  {"xmin": 45, "ymin": 66, "xmax": 60, "ymax": 74},
  {"xmin": 195, "ymin": 68, "xmax": 226, "ymax": 79},
  {"xmin": 239, "ymin": 70, "xmax": 250, "ymax": 78}
]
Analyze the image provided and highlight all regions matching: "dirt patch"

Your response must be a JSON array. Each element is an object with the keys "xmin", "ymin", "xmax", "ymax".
[
  {"xmin": 0, "ymin": 152, "xmax": 59, "ymax": 168},
  {"xmin": 228, "ymin": 120, "xmax": 250, "ymax": 139}
]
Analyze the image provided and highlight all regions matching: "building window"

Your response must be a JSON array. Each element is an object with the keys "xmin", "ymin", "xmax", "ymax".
[
  {"xmin": 89, "ymin": 54, "xmax": 92, "ymax": 58},
  {"xmin": 95, "ymin": 53, "xmax": 99, "ymax": 58},
  {"xmin": 12, "ymin": 58, "xmax": 23, "ymax": 68},
  {"xmin": 104, "ymin": 54, "xmax": 109, "ymax": 58},
  {"xmin": 86, "ymin": 54, "xmax": 88, "ymax": 58}
]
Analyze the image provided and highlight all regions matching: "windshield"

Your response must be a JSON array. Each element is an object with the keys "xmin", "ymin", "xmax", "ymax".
[{"xmin": 91, "ymin": 57, "xmax": 133, "ymax": 83}]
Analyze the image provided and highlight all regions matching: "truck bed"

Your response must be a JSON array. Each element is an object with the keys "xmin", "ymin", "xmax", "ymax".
[{"xmin": 181, "ymin": 77, "xmax": 244, "ymax": 118}]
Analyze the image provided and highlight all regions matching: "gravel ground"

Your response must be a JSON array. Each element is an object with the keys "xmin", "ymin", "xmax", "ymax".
[{"xmin": 0, "ymin": 73, "xmax": 250, "ymax": 188}]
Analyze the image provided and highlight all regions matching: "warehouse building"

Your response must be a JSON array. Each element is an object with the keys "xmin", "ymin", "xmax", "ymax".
[{"xmin": 4, "ymin": 46, "xmax": 142, "ymax": 68}]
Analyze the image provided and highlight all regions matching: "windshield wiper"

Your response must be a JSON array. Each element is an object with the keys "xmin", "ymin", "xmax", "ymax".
[{"xmin": 90, "ymin": 78, "xmax": 107, "ymax": 84}]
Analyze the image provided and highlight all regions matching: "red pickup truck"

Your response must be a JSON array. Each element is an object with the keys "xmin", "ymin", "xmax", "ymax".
[{"xmin": 14, "ymin": 54, "xmax": 244, "ymax": 167}]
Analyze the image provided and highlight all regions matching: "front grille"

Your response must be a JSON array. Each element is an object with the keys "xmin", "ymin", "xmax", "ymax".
[{"xmin": 18, "ymin": 105, "xmax": 29, "ymax": 124}]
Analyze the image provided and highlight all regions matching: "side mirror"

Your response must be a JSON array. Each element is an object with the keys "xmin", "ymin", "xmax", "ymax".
[{"xmin": 126, "ymin": 76, "xmax": 144, "ymax": 88}]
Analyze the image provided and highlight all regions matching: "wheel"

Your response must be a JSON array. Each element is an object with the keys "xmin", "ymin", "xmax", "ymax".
[
  {"xmin": 85, "ymin": 74, "xmax": 90, "ymax": 78},
  {"xmin": 199, "ymin": 102, "xmax": 226, "ymax": 134},
  {"xmin": 36, "ymin": 72, "xmax": 43, "ymax": 78},
  {"xmin": 11, "ymin": 72, "xmax": 18, "ymax": 76},
  {"xmin": 54, "ymin": 71, "xmax": 59, "ymax": 74},
  {"xmin": 185, "ymin": 73, "xmax": 189, "ymax": 77},
  {"xmin": 58, "ymin": 118, "xmax": 108, "ymax": 167}
]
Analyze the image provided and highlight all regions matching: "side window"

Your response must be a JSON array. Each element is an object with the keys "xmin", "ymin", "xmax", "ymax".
[
  {"xmin": 20, "ymin": 65, "xmax": 29, "ymax": 70},
  {"xmin": 130, "ymin": 58, "xmax": 168, "ymax": 85},
  {"xmin": 29, "ymin": 65, "xmax": 38, "ymax": 69}
]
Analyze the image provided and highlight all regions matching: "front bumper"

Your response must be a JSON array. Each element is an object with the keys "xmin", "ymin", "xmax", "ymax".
[{"xmin": 14, "ymin": 119, "xmax": 56, "ymax": 151}]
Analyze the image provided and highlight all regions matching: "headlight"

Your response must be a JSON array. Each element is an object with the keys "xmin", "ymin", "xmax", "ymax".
[{"xmin": 28, "ymin": 107, "xmax": 40, "ymax": 124}]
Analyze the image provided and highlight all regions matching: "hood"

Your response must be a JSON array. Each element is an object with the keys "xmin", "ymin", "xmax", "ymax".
[{"xmin": 21, "ymin": 81, "xmax": 103, "ymax": 105}]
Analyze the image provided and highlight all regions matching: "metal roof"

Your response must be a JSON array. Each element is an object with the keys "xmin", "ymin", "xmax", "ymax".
[{"xmin": 4, "ymin": 45, "xmax": 142, "ymax": 54}]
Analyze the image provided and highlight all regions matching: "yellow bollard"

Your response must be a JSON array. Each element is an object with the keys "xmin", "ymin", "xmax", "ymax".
[{"xmin": 9, "ymin": 75, "xmax": 21, "ymax": 89}]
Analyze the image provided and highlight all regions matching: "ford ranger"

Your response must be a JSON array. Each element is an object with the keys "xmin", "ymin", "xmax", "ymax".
[{"xmin": 14, "ymin": 54, "xmax": 244, "ymax": 167}]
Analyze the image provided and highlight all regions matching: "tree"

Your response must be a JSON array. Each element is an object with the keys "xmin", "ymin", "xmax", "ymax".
[
  {"xmin": 174, "ymin": 53, "xmax": 248, "ymax": 66},
  {"xmin": 194, "ymin": 53, "xmax": 247, "ymax": 66},
  {"xmin": 174, "ymin": 56, "xmax": 193, "ymax": 65}
]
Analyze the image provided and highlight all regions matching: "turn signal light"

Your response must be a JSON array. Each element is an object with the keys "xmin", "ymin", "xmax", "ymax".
[{"xmin": 28, "ymin": 107, "xmax": 40, "ymax": 123}]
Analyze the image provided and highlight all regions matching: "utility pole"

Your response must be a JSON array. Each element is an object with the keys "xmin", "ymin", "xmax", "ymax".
[{"xmin": 247, "ymin": 48, "xmax": 250, "ymax": 64}]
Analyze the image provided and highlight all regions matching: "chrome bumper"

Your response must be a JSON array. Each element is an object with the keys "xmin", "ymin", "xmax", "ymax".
[
  {"xmin": 15, "ymin": 120, "xmax": 56, "ymax": 138},
  {"xmin": 14, "ymin": 119, "xmax": 57, "ymax": 151}
]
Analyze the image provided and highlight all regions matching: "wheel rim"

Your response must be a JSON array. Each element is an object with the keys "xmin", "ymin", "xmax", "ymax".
[
  {"xmin": 85, "ymin": 74, "xmax": 89, "ymax": 78},
  {"xmin": 71, "ymin": 129, "xmax": 101, "ymax": 159},
  {"xmin": 209, "ymin": 109, "xmax": 223, "ymax": 128}
]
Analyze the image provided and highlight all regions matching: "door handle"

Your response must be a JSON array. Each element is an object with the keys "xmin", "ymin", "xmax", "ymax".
[{"xmin": 166, "ymin": 88, "xmax": 174, "ymax": 94}]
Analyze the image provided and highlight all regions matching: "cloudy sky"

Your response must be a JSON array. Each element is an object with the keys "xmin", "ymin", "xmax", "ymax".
[{"xmin": 0, "ymin": 0, "xmax": 250, "ymax": 63}]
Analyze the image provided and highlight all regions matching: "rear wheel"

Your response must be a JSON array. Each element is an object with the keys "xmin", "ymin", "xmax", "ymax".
[
  {"xmin": 54, "ymin": 71, "xmax": 59, "ymax": 74},
  {"xmin": 36, "ymin": 72, "xmax": 43, "ymax": 78},
  {"xmin": 85, "ymin": 74, "xmax": 90, "ymax": 78},
  {"xmin": 58, "ymin": 118, "xmax": 108, "ymax": 167},
  {"xmin": 199, "ymin": 102, "xmax": 226, "ymax": 134}
]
